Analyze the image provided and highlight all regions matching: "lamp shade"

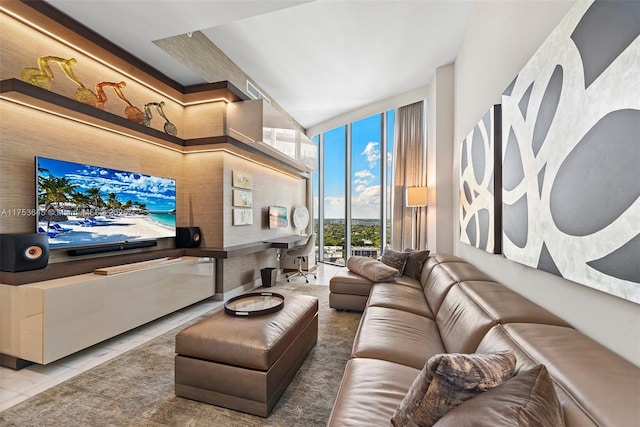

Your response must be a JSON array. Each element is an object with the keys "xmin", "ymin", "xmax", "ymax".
[{"xmin": 406, "ymin": 186, "xmax": 429, "ymax": 207}]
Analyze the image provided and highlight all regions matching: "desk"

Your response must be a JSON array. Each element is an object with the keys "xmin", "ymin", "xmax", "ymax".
[
  {"xmin": 188, "ymin": 235, "xmax": 309, "ymax": 298},
  {"xmin": 265, "ymin": 235, "xmax": 309, "ymax": 249}
]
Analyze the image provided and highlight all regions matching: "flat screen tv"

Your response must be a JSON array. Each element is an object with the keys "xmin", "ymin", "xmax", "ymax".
[
  {"xmin": 268, "ymin": 206, "xmax": 288, "ymax": 229},
  {"xmin": 36, "ymin": 156, "xmax": 176, "ymax": 250}
]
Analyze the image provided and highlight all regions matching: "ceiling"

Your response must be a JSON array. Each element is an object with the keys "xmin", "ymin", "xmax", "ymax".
[{"xmin": 45, "ymin": 0, "xmax": 475, "ymax": 129}]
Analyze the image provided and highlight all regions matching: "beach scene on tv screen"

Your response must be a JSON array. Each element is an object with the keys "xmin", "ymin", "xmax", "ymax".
[{"xmin": 37, "ymin": 157, "xmax": 176, "ymax": 248}]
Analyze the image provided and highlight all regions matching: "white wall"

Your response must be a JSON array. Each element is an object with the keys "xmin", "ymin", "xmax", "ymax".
[
  {"xmin": 453, "ymin": 0, "xmax": 639, "ymax": 366},
  {"xmin": 307, "ymin": 85, "xmax": 430, "ymax": 137},
  {"xmin": 427, "ymin": 65, "xmax": 455, "ymax": 254}
]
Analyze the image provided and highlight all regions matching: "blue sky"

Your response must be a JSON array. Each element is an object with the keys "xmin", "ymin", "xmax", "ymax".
[
  {"xmin": 37, "ymin": 157, "xmax": 176, "ymax": 212},
  {"xmin": 315, "ymin": 111, "xmax": 394, "ymax": 219}
]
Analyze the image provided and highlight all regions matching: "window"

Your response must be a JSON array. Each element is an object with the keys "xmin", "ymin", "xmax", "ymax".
[
  {"xmin": 322, "ymin": 126, "xmax": 346, "ymax": 264},
  {"xmin": 314, "ymin": 112, "xmax": 394, "ymax": 265},
  {"xmin": 351, "ymin": 115, "xmax": 382, "ymax": 259}
]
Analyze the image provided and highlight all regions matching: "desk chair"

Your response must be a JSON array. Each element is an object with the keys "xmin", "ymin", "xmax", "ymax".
[{"xmin": 286, "ymin": 234, "xmax": 317, "ymax": 283}]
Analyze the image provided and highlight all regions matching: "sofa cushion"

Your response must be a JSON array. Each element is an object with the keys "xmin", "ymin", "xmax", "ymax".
[
  {"xmin": 346, "ymin": 256, "xmax": 399, "ymax": 282},
  {"xmin": 329, "ymin": 269, "xmax": 374, "ymax": 296},
  {"xmin": 494, "ymin": 323, "xmax": 640, "ymax": 427},
  {"xmin": 422, "ymin": 264, "xmax": 458, "ymax": 314},
  {"xmin": 476, "ymin": 325, "xmax": 598, "ymax": 427},
  {"xmin": 326, "ymin": 358, "xmax": 420, "ymax": 427},
  {"xmin": 458, "ymin": 281, "xmax": 570, "ymax": 326},
  {"xmin": 391, "ymin": 351, "xmax": 516, "ymax": 427},
  {"xmin": 433, "ymin": 364, "xmax": 565, "ymax": 426},
  {"xmin": 440, "ymin": 261, "xmax": 494, "ymax": 283},
  {"xmin": 436, "ymin": 285, "xmax": 498, "ymax": 353},
  {"xmin": 368, "ymin": 282, "xmax": 434, "ymax": 319},
  {"xmin": 380, "ymin": 247, "xmax": 411, "ymax": 272},
  {"xmin": 389, "ymin": 274, "xmax": 423, "ymax": 290},
  {"xmin": 403, "ymin": 249, "xmax": 430, "ymax": 280},
  {"xmin": 351, "ymin": 306, "xmax": 444, "ymax": 369}
]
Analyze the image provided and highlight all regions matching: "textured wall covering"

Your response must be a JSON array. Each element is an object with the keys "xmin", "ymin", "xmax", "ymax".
[
  {"xmin": 460, "ymin": 105, "xmax": 502, "ymax": 253},
  {"xmin": 501, "ymin": 0, "xmax": 640, "ymax": 303}
]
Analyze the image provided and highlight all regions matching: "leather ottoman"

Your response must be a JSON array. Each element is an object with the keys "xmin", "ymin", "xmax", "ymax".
[{"xmin": 174, "ymin": 294, "xmax": 318, "ymax": 417}]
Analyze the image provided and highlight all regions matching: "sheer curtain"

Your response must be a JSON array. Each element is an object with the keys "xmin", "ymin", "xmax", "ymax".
[{"xmin": 391, "ymin": 100, "xmax": 427, "ymax": 250}]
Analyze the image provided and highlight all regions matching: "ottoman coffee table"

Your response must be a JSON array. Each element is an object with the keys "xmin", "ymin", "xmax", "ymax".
[{"xmin": 174, "ymin": 293, "xmax": 318, "ymax": 417}]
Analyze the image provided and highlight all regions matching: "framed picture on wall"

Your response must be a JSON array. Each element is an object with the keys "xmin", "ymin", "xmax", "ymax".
[
  {"xmin": 232, "ymin": 171, "xmax": 252, "ymax": 189},
  {"xmin": 233, "ymin": 208, "xmax": 253, "ymax": 226},
  {"xmin": 233, "ymin": 189, "xmax": 252, "ymax": 207}
]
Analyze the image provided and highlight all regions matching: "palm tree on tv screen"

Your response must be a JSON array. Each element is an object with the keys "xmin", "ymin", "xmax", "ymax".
[{"xmin": 85, "ymin": 187, "xmax": 104, "ymax": 209}]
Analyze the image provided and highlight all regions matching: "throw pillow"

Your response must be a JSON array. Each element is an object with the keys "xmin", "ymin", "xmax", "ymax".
[
  {"xmin": 432, "ymin": 364, "xmax": 565, "ymax": 427},
  {"xmin": 380, "ymin": 246, "xmax": 411, "ymax": 273},
  {"xmin": 391, "ymin": 351, "xmax": 516, "ymax": 427},
  {"xmin": 346, "ymin": 255, "xmax": 399, "ymax": 282},
  {"xmin": 403, "ymin": 249, "xmax": 430, "ymax": 280}
]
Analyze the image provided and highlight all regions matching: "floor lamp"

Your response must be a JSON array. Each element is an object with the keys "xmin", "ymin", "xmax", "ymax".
[{"xmin": 406, "ymin": 186, "xmax": 429, "ymax": 250}]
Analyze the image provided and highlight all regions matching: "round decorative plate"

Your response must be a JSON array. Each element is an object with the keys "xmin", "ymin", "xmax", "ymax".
[
  {"xmin": 292, "ymin": 206, "xmax": 310, "ymax": 231},
  {"xmin": 224, "ymin": 292, "xmax": 285, "ymax": 317}
]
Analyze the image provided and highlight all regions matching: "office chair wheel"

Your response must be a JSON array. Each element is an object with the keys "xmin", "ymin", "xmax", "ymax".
[
  {"xmin": 305, "ymin": 279, "xmax": 309, "ymax": 283},
  {"xmin": 287, "ymin": 279, "xmax": 291, "ymax": 282}
]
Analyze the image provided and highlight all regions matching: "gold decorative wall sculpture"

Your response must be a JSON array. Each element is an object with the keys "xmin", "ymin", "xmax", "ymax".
[
  {"xmin": 20, "ymin": 56, "xmax": 178, "ymax": 133},
  {"xmin": 95, "ymin": 81, "xmax": 144, "ymax": 124},
  {"xmin": 21, "ymin": 56, "xmax": 98, "ymax": 107}
]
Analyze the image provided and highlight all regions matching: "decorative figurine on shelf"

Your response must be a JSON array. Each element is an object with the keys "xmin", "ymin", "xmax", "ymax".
[
  {"xmin": 21, "ymin": 56, "xmax": 99, "ymax": 107},
  {"xmin": 143, "ymin": 101, "xmax": 177, "ymax": 136},
  {"xmin": 95, "ymin": 81, "xmax": 144, "ymax": 124},
  {"xmin": 21, "ymin": 56, "xmax": 56, "ymax": 89}
]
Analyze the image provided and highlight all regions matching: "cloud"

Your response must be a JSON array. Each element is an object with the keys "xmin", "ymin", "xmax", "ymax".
[
  {"xmin": 361, "ymin": 142, "xmax": 380, "ymax": 168},
  {"xmin": 354, "ymin": 169, "xmax": 374, "ymax": 186},
  {"xmin": 352, "ymin": 185, "xmax": 381, "ymax": 218}
]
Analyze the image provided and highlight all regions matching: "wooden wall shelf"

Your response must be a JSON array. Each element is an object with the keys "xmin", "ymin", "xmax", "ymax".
[
  {"xmin": 1, "ymin": 78, "xmax": 311, "ymax": 176},
  {"xmin": 1, "ymin": 79, "xmax": 219, "ymax": 148}
]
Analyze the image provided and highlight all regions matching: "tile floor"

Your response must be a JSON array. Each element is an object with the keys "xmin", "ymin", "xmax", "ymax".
[{"xmin": 0, "ymin": 262, "xmax": 343, "ymax": 412}]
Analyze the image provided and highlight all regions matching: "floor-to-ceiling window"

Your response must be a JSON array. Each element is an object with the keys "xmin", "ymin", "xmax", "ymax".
[
  {"xmin": 351, "ymin": 115, "xmax": 382, "ymax": 259},
  {"xmin": 314, "ymin": 111, "xmax": 394, "ymax": 265},
  {"xmin": 322, "ymin": 126, "xmax": 347, "ymax": 264}
]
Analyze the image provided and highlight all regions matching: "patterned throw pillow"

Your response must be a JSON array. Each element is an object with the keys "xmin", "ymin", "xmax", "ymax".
[
  {"xmin": 391, "ymin": 351, "xmax": 517, "ymax": 427},
  {"xmin": 380, "ymin": 247, "xmax": 411, "ymax": 273},
  {"xmin": 432, "ymin": 364, "xmax": 565, "ymax": 427},
  {"xmin": 403, "ymin": 249, "xmax": 430, "ymax": 280},
  {"xmin": 346, "ymin": 255, "xmax": 399, "ymax": 282}
]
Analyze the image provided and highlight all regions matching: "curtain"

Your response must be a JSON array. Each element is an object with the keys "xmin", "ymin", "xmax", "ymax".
[{"xmin": 391, "ymin": 100, "xmax": 427, "ymax": 250}]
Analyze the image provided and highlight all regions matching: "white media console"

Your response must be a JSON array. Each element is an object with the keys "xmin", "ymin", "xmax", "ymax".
[{"xmin": 0, "ymin": 257, "xmax": 214, "ymax": 365}]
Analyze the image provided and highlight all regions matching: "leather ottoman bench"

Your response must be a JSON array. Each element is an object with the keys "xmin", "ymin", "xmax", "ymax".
[{"xmin": 174, "ymin": 294, "xmax": 318, "ymax": 417}]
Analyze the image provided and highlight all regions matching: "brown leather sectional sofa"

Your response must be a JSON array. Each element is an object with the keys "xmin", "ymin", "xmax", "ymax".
[{"xmin": 327, "ymin": 253, "xmax": 639, "ymax": 426}]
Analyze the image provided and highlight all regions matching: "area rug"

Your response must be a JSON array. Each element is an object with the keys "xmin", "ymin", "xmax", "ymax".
[{"xmin": 0, "ymin": 283, "xmax": 361, "ymax": 426}]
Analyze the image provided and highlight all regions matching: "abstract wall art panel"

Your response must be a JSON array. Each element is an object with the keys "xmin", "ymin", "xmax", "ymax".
[
  {"xmin": 460, "ymin": 105, "xmax": 502, "ymax": 253},
  {"xmin": 501, "ymin": 0, "xmax": 640, "ymax": 303}
]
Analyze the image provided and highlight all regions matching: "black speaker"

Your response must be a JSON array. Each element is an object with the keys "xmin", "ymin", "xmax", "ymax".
[
  {"xmin": 0, "ymin": 233, "xmax": 49, "ymax": 272},
  {"xmin": 176, "ymin": 227, "xmax": 201, "ymax": 248}
]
